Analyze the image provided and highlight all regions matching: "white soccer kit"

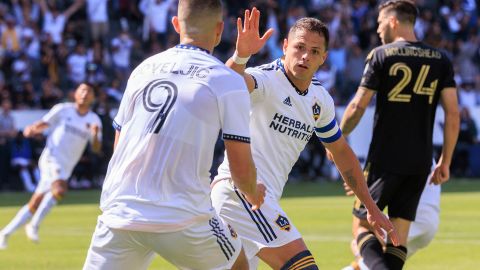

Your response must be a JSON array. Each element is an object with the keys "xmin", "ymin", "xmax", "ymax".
[
  {"xmin": 86, "ymin": 45, "xmax": 251, "ymax": 270},
  {"xmin": 212, "ymin": 58, "xmax": 342, "ymax": 259},
  {"xmin": 36, "ymin": 103, "xmax": 102, "ymax": 193}
]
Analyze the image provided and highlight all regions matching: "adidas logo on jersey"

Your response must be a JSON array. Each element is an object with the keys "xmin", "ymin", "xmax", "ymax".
[{"xmin": 283, "ymin": 97, "xmax": 292, "ymax": 106}]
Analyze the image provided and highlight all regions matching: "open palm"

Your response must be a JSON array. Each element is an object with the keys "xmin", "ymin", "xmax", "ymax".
[{"xmin": 235, "ymin": 7, "xmax": 274, "ymax": 57}]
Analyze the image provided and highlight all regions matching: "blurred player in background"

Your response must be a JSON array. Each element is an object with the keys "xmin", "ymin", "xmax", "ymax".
[
  {"xmin": 339, "ymin": 1, "xmax": 459, "ymax": 269},
  {"xmin": 211, "ymin": 8, "xmax": 397, "ymax": 270},
  {"xmin": 0, "ymin": 82, "xmax": 101, "ymax": 249},
  {"xmin": 83, "ymin": 0, "xmax": 264, "ymax": 269}
]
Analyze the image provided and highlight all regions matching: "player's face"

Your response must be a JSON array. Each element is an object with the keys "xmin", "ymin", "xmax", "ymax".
[
  {"xmin": 74, "ymin": 84, "xmax": 95, "ymax": 107},
  {"xmin": 283, "ymin": 30, "xmax": 328, "ymax": 82},
  {"xmin": 377, "ymin": 10, "xmax": 394, "ymax": 44}
]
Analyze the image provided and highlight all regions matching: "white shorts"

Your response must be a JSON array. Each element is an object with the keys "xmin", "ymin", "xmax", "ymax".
[
  {"xmin": 35, "ymin": 154, "xmax": 70, "ymax": 194},
  {"xmin": 407, "ymin": 202, "xmax": 439, "ymax": 257},
  {"xmin": 211, "ymin": 179, "xmax": 302, "ymax": 260},
  {"xmin": 83, "ymin": 217, "xmax": 242, "ymax": 270}
]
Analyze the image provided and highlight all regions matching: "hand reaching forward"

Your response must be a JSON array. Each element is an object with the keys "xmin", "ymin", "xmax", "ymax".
[
  {"xmin": 235, "ymin": 7, "xmax": 274, "ymax": 58},
  {"xmin": 367, "ymin": 208, "xmax": 399, "ymax": 246}
]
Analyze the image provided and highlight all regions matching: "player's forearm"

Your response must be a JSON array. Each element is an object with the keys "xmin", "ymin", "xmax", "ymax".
[
  {"xmin": 91, "ymin": 136, "xmax": 102, "ymax": 154},
  {"xmin": 440, "ymin": 111, "xmax": 460, "ymax": 166},
  {"xmin": 25, "ymin": 122, "xmax": 49, "ymax": 136},
  {"xmin": 230, "ymin": 162, "xmax": 257, "ymax": 197},
  {"xmin": 332, "ymin": 144, "xmax": 377, "ymax": 211},
  {"xmin": 340, "ymin": 101, "xmax": 366, "ymax": 136}
]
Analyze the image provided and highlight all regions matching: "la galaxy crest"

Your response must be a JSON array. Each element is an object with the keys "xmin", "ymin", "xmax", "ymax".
[
  {"xmin": 312, "ymin": 99, "xmax": 321, "ymax": 121},
  {"xmin": 275, "ymin": 215, "xmax": 291, "ymax": 231}
]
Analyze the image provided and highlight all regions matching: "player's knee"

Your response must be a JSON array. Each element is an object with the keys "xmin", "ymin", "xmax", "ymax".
[
  {"xmin": 27, "ymin": 194, "xmax": 44, "ymax": 212},
  {"xmin": 280, "ymin": 250, "xmax": 318, "ymax": 270},
  {"xmin": 52, "ymin": 181, "xmax": 68, "ymax": 200}
]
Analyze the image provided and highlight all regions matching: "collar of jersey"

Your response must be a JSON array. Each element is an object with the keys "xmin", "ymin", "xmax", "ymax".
[
  {"xmin": 175, "ymin": 44, "xmax": 210, "ymax": 54},
  {"xmin": 276, "ymin": 58, "xmax": 308, "ymax": 96}
]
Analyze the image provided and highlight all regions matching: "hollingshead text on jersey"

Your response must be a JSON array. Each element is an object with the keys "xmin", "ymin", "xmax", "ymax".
[{"xmin": 269, "ymin": 113, "xmax": 313, "ymax": 142}]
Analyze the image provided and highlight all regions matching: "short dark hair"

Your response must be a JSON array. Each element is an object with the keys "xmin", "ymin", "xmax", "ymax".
[
  {"xmin": 379, "ymin": 0, "xmax": 418, "ymax": 25},
  {"xmin": 288, "ymin": 18, "xmax": 330, "ymax": 50},
  {"xmin": 178, "ymin": 0, "xmax": 223, "ymax": 19}
]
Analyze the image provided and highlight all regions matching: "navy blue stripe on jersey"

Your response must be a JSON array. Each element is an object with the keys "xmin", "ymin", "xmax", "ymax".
[
  {"xmin": 252, "ymin": 75, "xmax": 259, "ymax": 89},
  {"xmin": 276, "ymin": 58, "xmax": 309, "ymax": 96},
  {"xmin": 174, "ymin": 44, "xmax": 210, "ymax": 54},
  {"xmin": 312, "ymin": 78, "xmax": 323, "ymax": 86},
  {"xmin": 112, "ymin": 120, "xmax": 121, "ymax": 131},
  {"xmin": 223, "ymin": 133, "xmax": 250, "ymax": 143},
  {"xmin": 209, "ymin": 217, "xmax": 235, "ymax": 260},
  {"xmin": 319, "ymin": 129, "xmax": 342, "ymax": 143},
  {"xmin": 234, "ymin": 190, "xmax": 276, "ymax": 243},
  {"xmin": 315, "ymin": 118, "xmax": 337, "ymax": 133}
]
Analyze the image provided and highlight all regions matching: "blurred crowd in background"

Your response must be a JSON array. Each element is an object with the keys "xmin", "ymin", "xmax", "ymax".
[{"xmin": 0, "ymin": 0, "xmax": 479, "ymax": 192}]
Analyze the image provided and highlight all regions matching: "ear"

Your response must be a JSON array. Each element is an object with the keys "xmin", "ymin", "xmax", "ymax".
[
  {"xmin": 389, "ymin": 15, "xmax": 398, "ymax": 29},
  {"xmin": 214, "ymin": 21, "xmax": 224, "ymax": 46},
  {"xmin": 172, "ymin": 16, "xmax": 181, "ymax": 34},
  {"xmin": 321, "ymin": 50, "xmax": 328, "ymax": 63},
  {"xmin": 282, "ymin": 38, "xmax": 288, "ymax": 54}
]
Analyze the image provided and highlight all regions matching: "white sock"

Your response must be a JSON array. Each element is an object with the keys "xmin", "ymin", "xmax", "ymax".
[
  {"xmin": 30, "ymin": 192, "xmax": 57, "ymax": 228},
  {"xmin": 20, "ymin": 168, "xmax": 36, "ymax": 192},
  {"xmin": 1, "ymin": 205, "xmax": 33, "ymax": 236}
]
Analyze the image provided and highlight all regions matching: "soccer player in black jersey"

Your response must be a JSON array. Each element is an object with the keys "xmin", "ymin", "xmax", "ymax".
[{"xmin": 339, "ymin": 1, "xmax": 460, "ymax": 269}]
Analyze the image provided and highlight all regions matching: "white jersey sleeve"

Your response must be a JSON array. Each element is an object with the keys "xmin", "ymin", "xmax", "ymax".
[
  {"xmin": 219, "ymin": 90, "xmax": 251, "ymax": 142},
  {"xmin": 42, "ymin": 103, "xmax": 67, "ymax": 126},
  {"xmin": 314, "ymin": 93, "xmax": 342, "ymax": 143},
  {"xmin": 246, "ymin": 65, "xmax": 272, "ymax": 104}
]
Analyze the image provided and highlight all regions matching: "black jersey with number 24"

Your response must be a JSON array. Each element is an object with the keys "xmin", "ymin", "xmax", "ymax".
[{"xmin": 360, "ymin": 41, "xmax": 456, "ymax": 175}]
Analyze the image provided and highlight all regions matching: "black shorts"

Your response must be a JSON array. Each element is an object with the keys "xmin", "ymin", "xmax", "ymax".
[{"xmin": 352, "ymin": 163, "xmax": 429, "ymax": 221}]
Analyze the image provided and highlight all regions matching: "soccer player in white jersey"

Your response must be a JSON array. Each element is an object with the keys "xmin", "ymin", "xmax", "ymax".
[
  {"xmin": 0, "ymin": 83, "xmax": 101, "ymax": 249},
  {"xmin": 211, "ymin": 8, "xmax": 398, "ymax": 270},
  {"xmin": 83, "ymin": 1, "xmax": 265, "ymax": 270}
]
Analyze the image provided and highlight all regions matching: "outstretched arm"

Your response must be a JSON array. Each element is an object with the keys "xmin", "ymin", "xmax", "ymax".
[
  {"xmin": 226, "ymin": 7, "xmax": 274, "ymax": 92},
  {"xmin": 324, "ymin": 136, "xmax": 399, "ymax": 246},
  {"xmin": 63, "ymin": 0, "xmax": 84, "ymax": 19},
  {"xmin": 23, "ymin": 121, "xmax": 49, "ymax": 138},
  {"xmin": 36, "ymin": 0, "xmax": 48, "ymax": 14}
]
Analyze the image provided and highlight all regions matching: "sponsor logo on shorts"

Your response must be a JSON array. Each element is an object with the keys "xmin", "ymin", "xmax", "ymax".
[{"xmin": 275, "ymin": 215, "xmax": 291, "ymax": 231}]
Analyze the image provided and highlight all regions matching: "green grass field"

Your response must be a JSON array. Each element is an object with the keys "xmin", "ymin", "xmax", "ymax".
[{"xmin": 1, "ymin": 179, "xmax": 479, "ymax": 269}]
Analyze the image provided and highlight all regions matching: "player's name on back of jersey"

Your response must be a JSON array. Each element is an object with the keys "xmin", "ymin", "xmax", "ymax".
[
  {"xmin": 384, "ymin": 47, "xmax": 441, "ymax": 59},
  {"xmin": 270, "ymin": 113, "xmax": 313, "ymax": 142},
  {"xmin": 138, "ymin": 62, "xmax": 211, "ymax": 79}
]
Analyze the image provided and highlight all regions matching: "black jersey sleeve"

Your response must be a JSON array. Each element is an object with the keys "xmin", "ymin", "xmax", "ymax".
[
  {"xmin": 441, "ymin": 54, "xmax": 456, "ymax": 90},
  {"xmin": 359, "ymin": 49, "xmax": 383, "ymax": 91}
]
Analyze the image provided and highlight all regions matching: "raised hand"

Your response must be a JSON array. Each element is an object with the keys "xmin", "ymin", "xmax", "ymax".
[{"xmin": 235, "ymin": 7, "xmax": 274, "ymax": 58}]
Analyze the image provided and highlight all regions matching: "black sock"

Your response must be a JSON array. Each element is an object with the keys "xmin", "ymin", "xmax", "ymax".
[
  {"xmin": 385, "ymin": 243, "xmax": 407, "ymax": 270},
  {"xmin": 357, "ymin": 232, "xmax": 389, "ymax": 270}
]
